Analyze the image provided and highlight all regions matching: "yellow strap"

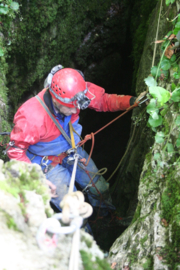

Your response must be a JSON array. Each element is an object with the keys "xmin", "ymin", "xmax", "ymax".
[{"xmin": 69, "ymin": 121, "xmax": 76, "ymax": 149}]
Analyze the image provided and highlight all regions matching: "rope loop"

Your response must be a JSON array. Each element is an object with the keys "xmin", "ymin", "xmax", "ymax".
[{"xmin": 60, "ymin": 191, "xmax": 93, "ymax": 224}]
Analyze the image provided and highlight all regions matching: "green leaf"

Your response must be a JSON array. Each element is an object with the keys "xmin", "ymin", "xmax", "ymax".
[
  {"xmin": 151, "ymin": 66, "xmax": 161, "ymax": 77},
  {"xmin": 167, "ymin": 143, "xmax": 174, "ymax": 153},
  {"xmin": 149, "ymin": 86, "xmax": 171, "ymax": 106},
  {"xmin": 0, "ymin": 6, "xmax": 8, "ymax": 14},
  {"xmin": 146, "ymin": 99, "xmax": 159, "ymax": 114},
  {"xmin": 173, "ymin": 28, "xmax": 180, "ymax": 35},
  {"xmin": 0, "ymin": 47, "xmax": 4, "ymax": 56},
  {"xmin": 172, "ymin": 88, "xmax": 180, "ymax": 102},
  {"xmin": 148, "ymin": 115, "xmax": 162, "ymax": 127},
  {"xmin": 154, "ymin": 153, "xmax": 161, "ymax": 160},
  {"xmin": 152, "ymin": 111, "xmax": 159, "ymax": 120},
  {"xmin": 173, "ymin": 72, "xmax": 180, "ymax": 79},
  {"xmin": 161, "ymin": 59, "xmax": 171, "ymax": 70},
  {"xmin": 144, "ymin": 76, "xmax": 157, "ymax": 87},
  {"xmin": 155, "ymin": 132, "xmax": 165, "ymax": 143},
  {"xmin": 171, "ymin": 83, "xmax": 176, "ymax": 91},
  {"xmin": 166, "ymin": 31, "xmax": 173, "ymax": 36},
  {"xmin": 170, "ymin": 54, "xmax": 176, "ymax": 62},
  {"xmin": 10, "ymin": 1, "xmax": 19, "ymax": 11},
  {"xmin": 166, "ymin": 0, "xmax": 175, "ymax": 5},
  {"xmin": 175, "ymin": 115, "xmax": 180, "ymax": 126},
  {"xmin": 175, "ymin": 21, "xmax": 180, "ymax": 29}
]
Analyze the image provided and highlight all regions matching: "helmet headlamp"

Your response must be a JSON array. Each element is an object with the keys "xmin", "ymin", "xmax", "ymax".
[{"xmin": 46, "ymin": 64, "xmax": 91, "ymax": 110}]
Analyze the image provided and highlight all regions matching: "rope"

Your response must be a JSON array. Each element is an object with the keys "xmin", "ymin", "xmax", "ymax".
[
  {"xmin": 152, "ymin": 0, "xmax": 163, "ymax": 68},
  {"xmin": 69, "ymin": 122, "xmax": 76, "ymax": 149},
  {"xmin": 107, "ymin": 123, "xmax": 137, "ymax": 183}
]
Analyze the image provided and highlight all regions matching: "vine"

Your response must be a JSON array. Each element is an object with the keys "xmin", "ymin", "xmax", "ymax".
[{"xmin": 144, "ymin": 12, "xmax": 180, "ymax": 152}]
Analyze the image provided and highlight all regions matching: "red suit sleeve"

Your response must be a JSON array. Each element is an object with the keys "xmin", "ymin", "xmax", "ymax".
[
  {"xmin": 7, "ymin": 105, "xmax": 42, "ymax": 163},
  {"xmin": 86, "ymin": 82, "xmax": 132, "ymax": 112}
]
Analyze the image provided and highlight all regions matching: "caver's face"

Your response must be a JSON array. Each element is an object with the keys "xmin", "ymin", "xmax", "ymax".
[{"xmin": 52, "ymin": 98, "xmax": 77, "ymax": 116}]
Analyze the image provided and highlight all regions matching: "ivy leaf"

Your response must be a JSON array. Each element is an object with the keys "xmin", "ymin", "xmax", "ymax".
[
  {"xmin": 148, "ymin": 115, "xmax": 162, "ymax": 127},
  {"xmin": 173, "ymin": 71, "xmax": 180, "ymax": 79},
  {"xmin": 149, "ymin": 86, "xmax": 171, "ymax": 106},
  {"xmin": 174, "ymin": 28, "xmax": 180, "ymax": 35},
  {"xmin": 146, "ymin": 99, "xmax": 159, "ymax": 114},
  {"xmin": 166, "ymin": 0, "xmax": 175, "ymax": 5},
  {"xmin": 155, "ymin": 132, "xmax": 165, "ymax": 143},
  {"xmin": 172, "ymin": 88, "xmax": 180, "ymax": 102},
  {"xmin": 151, "ymin": 66, "xmax": 161, "ymax": 77},
  {"xmin": 144, "ymin": 76, "xmax": 157, "ymax": 87},
  {"xmin": 170, "ymin": 54, "xmax": 176, "ymax": 62},
  {"xmin": 167, "ymin": 143, "xmax": 174, "ymax": 153},
  {"xmin": 0, "ymin": 47, "xmax": 4, "ymax": 56},
  {"xmin": 10, "ymin": 1, "xmax": 19, "ymax": 11},
  {"xmin": 0, "ymin": 5, "xmax": 9, "ymax": 14},
  {"xmin": 154, "ymin": 153, "xmax": 161, "ymax": 160},
  {"xmin": 171, "ymin": 83, "xmax": 176, "ymax": 91},
  {"xmin": 175, "ymin": 115, "xmax": 180, "ymax": 126},
  {"xmin": 152, "ymin": 111, "xmax": 159, "ymax": 120},
  {"xmin": 161, "ymin": 59, "xmax": 171, "ymax": 70},
  {"xmin": 175, "ymin": 21, "xmax": 180, "ymax": 29}
]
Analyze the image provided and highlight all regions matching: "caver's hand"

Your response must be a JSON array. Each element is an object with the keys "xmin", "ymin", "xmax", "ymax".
[
  {"xmin": 135, "ymin": 91, "xmax": 148, "ymax": 105},
  {"xmin": 46, "ymin": 180, "xmax": 58, "ymax": 198}
]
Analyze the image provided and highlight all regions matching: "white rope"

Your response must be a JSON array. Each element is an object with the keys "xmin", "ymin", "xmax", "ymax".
[
  {"xmin": 68, "ymin": 154, "xmax": 79, "ymax": 193},
  {"xmin": 36, "ymin": 152, "xmax": 93, "ymax": 270},
  {"xmin": 69, "ymin": 229, "xmax": 80, "ymax": 270}
]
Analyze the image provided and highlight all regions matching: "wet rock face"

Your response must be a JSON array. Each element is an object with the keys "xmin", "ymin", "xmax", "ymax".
[
  {"xmin": 108, "ymin": 1, "xmax": 180, "ymax": 269},
  {"xmin": 0, "ymin": 159, "xmax": 110, "ymax": 270}
]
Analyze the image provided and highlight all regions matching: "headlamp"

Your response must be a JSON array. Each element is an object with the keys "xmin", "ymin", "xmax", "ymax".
[
  {"xmin": 74, "ymin": 91, "xmax": 91, "ymax": 110},
  {"xmin": 49, "ymin": 86, "xmax": 91, "ymax": 110}
]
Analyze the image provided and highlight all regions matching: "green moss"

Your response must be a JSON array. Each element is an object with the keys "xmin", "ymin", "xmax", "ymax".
[
  {"xmin": 132, "ymin": 203, "xmax": 141, "ymax": 223},
  {"xmin": 142, "ymin": 257, "xmax": 153, "ymax": 270},
  {"xmin": 80, "ymin": 250, "xmax": 111, "ymax": 270},
  {"xmin": 129, "ymin": 247, "xmax": 140, "ymax": 265},
  {"xmin": 81, "ymin": 234, "xmax": 93, "ymax": 248},
  {"xmin": 161, "ymin": 166, "xmax": 180, "ymax": 223},
  {"xmin": 140, "ymin": 235, "xmax": 148, "ymax": 247},
  {"xmin": 4, "ymin": 213, "xmax": 18, "ymax": 231},
  {"xmin": 0, "ymin": 181, "xmax": 20, "ymax": 198},
  {"xmin": 159, "ymin": 162, "xmax": 180, "ymax": 267}
]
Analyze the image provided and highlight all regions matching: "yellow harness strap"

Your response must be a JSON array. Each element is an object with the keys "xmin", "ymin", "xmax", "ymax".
[{"xmin": 69, "ymin": 121, "xmax": 76, "ymax": 149}]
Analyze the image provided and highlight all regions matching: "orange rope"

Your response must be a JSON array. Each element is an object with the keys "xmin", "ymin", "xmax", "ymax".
[{"xmin": 77, "ymin": 103, "xmax": 138, "ymax": 161}]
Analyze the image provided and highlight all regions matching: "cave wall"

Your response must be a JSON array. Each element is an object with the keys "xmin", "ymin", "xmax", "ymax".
[
  {"xmin": 112, "ymin": 0, "xmax": 172, "ymax": 218},
  {"xmin": 109, "ymin": 0, "xmax": 180, "ymax": 269}
]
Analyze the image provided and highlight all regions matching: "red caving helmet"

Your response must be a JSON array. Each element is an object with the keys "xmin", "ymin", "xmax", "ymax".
[{"xmin": 49, "ymin": 67, "xmax": 90, "ymax": 109}]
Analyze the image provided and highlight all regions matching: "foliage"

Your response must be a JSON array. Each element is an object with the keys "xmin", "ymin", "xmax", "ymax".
[
  {"xmin": 0, "ymin": 0, "xmax": 19, "ymax": 56},
  {"xmin": 80, "ymin": 250, "xmax": 111, "ymax": 270},
  {"xmin": 4, "ymin": 0, "xmax": 114, "ymax": 111},
  {"xmin": 144, "ymin": 13, "xmax": 180, "ymax": 136},
  {"xmin": 2, "ymin": 162, "xmax": 49, "ymax": 205},
  {"xmin": 138, "ymin": 2, "xmax": 180, "ymax": 267}
]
